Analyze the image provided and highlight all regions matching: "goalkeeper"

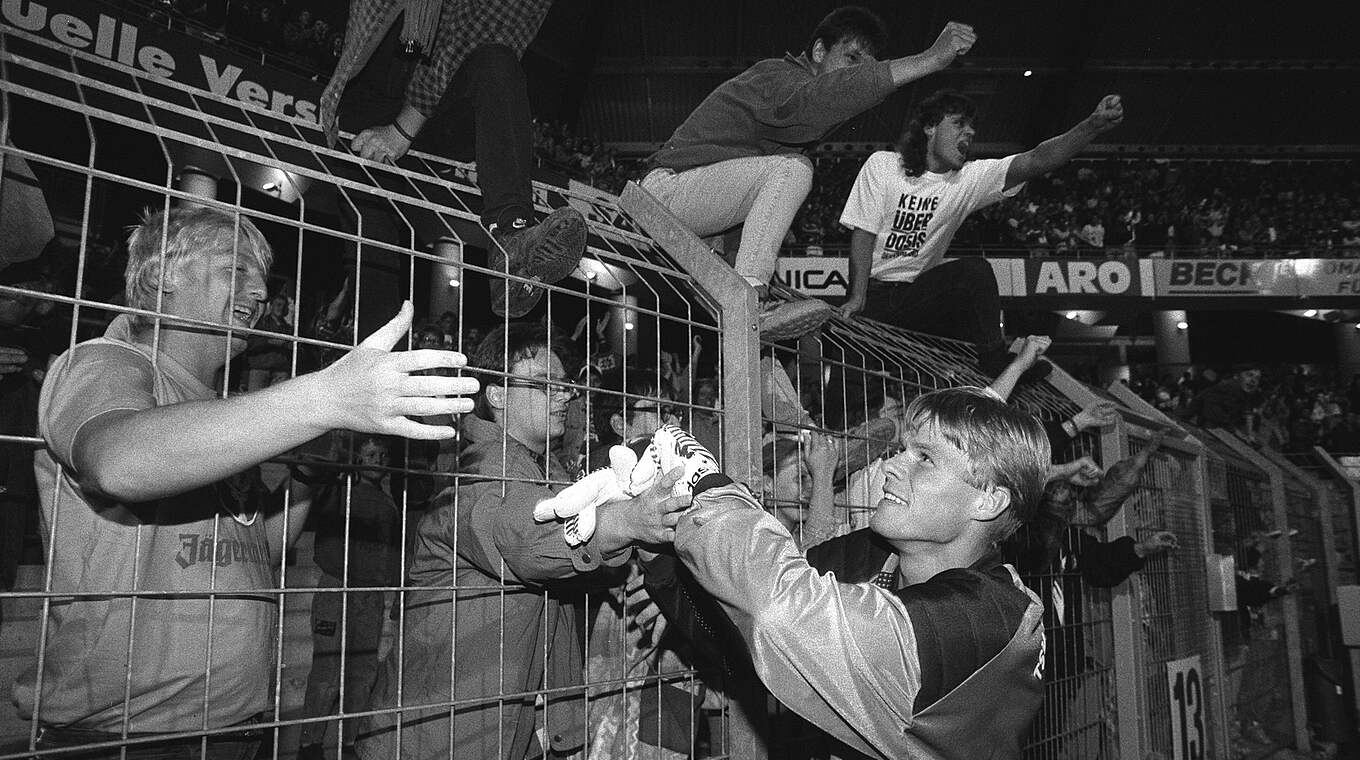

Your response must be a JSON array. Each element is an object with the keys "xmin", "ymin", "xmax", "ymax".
[{"xmin": 538, "ymin": 387, "xmax": 1052, "ymax": 760}]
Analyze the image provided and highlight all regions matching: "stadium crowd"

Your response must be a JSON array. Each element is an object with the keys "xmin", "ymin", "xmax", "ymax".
[
  {"xmin": 788, "ymin": 156, "xmax": 1360, "ymax": 257},
  {"xmin": 1133, "ymin": 364, "xmax": 1360, "ymax": 454}
]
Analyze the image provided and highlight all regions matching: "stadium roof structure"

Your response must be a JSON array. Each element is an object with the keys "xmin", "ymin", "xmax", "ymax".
[{"xmin": 527, "ymin": 0, "xmax": 1360, "ymax": 156}]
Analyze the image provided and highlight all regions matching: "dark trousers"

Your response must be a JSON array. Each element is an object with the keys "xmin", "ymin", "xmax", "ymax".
[
  {"xmin": 859, "ymin": 257, "xmax": 1003, "ymax": 347},
  {"xmin": 335, "ymin": 27, "xmax": 535, "ymax": 332},
  {"xmin": 338, "ymin": 27, "xmax": 533, "ymax": 230}
]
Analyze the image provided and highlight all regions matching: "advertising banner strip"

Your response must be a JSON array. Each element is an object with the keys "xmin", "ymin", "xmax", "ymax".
[
  {"xmin": 773, "ymin": 256, "xmax": 1356, "ymax": 301},
  {"xmin": 3, "ymin": 0, "xmax": 323, "ymax": 123},
  {"xmin": 1024, "ymin": 257, "xmax": 1144, "ymax": 297}
]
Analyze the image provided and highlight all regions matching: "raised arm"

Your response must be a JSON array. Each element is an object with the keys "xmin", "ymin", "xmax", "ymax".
[
  {"xmin": 765, "ymin": 22, "xmax": 976, "ymax": 136},
  {"xmin": 887, "ymin": 21, "xmax": 976, "ymax": 86},
  {"xmin": 799, "ymin": 432, "xmax": 842, "ymax": 548},
  {"xmin": 71, "ymin": 303, "xmax": 477, "ymax": 504},
  {"xmin": 1004, "ymin": 95, "xmax": 1124, "ymax": 192},
  {"xmin": 988, "ymin": 335, "xmax": 1051, "ymax": 401}
]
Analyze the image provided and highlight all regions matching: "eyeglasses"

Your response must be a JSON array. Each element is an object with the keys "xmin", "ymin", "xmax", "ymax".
[
  {"xmin": 628, "ymin": 402, "xmax": 678, "ymax": 418},
  {"xmin": 504, "ymin": 377, "xmax": 579, "ymax": 399}
]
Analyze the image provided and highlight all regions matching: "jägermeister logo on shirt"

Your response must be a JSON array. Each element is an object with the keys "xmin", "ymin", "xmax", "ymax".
[
  {"xmin": 175, "ymin": 532, "xmax": 271, "ymax": 569},
  {"xmin": 882, "ymin": 193, "xmax": 939, "ymax": 259}
]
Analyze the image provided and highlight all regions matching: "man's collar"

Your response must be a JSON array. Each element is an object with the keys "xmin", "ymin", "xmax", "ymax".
[
  {"xmin": 463, "ymin": 414, "xmax": 552, "ymax": 460},
  {"xmin": 783, "ymin": 51, "xmax": 816, "ymax": 74}
]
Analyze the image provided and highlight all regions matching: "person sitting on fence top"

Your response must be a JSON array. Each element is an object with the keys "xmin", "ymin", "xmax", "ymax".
[
  {"xmin": 355, "ymin": 322, "xmax": 689, "ymax": 760},
  {"xmin": 320, "ymin": 0, "xmax": 586, "ymax": 319},
  {"xmin": 13, "ymin": 205, "xmax": 477, "ymax": 756},
  {"xmin": 838, "ymin": 89, "xmax": 1125, "ymax": 379},
  {"xmin": 633, "ymin": 387, "xmax": 1052, "ymax": 760},
  {"xmin": 642, "ymin": 7, "xmax": 978, "ymax": 341}
]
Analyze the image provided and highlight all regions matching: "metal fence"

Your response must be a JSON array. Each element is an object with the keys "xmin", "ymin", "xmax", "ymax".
[
  {"xmin": 1208, "ymin": 430, "xmax": 1316, "ymax": 759},
  {"xmin": 0, "ymin": 24, "xmax": 734, "ymax": 760},
  {"xmin": 3, "ymin": 18, "xmax": 1354, "ymax": 760}
]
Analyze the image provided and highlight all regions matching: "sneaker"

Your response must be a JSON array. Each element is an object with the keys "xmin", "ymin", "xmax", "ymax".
[
  {"xmin": 628, "ymin": 424, "xmax": 722, "ymax": 499},
  {"xmin": 759, "ymin": 299, "xmax": 835, "ymax": 342},
  {"xmin": 489, "ymin": 207, "xmax": 587, "ymax": 318}
]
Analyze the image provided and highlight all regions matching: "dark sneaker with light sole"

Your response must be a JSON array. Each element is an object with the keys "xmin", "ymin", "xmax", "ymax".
[
  {"xmin": 759, "ymin": 299, "xmax": 835, "ymax": 342},
  {"xmin": 490, "ymin": 207, "xmax": 587, "ymax": 318}
]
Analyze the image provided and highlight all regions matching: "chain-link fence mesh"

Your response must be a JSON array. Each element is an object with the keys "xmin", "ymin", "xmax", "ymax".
[{"xmin": 0, "ymin": 25, "xmax": 738, "ymax": 760}]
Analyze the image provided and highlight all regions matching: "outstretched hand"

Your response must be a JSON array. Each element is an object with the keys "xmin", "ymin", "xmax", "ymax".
[
  {"xmin": 1049, "ymin": 456, "xmax": 1102, "ymax": 486},
  {"xmin": 315, "ymin": 301, "xmax": 478, "ymax": 440},
  {"xmin": 1073, "ymin": 401, "xmax": 1120, "ymax": 432},
  {"xmin": 1088, "ymin": 95, "xmax": 1124, "ymax": 132},
  {"xmin": 928, "ymin": 21, "xmax": 977, "ymax": 66},
  {"xmin": 1136, "ymin": 530, "xmax": 1178, "ymax": 557}
]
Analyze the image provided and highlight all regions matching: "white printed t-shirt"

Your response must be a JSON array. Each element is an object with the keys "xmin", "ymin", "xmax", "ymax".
[
  {"xmin": 13, "ymin": 315, "xmax": 276, "ymax": 733},
  {"xmin": 839, "ymin": 151, "xmax": 1023, "ymax": 282}
]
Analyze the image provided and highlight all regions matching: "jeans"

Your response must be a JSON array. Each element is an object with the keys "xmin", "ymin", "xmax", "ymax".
[
  {"xmin": 859, "ymin": 257, "xmax": 1003, "ymax": 347},
  {"xmin": 34, "ymin": 722, "xmax": 261, "ymax": 760},
  {"xmin": 641, "ymin": 154, "xmax": 813, "ymax": 287}
]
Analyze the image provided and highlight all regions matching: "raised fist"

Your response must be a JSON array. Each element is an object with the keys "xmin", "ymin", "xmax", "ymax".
[
  {"xmin": 1017, "ymin": 335, "xmax": 1052, "ymax": 363},
  {"xmin": 929, "ymin": 21, "xmax": 977, "ymax": 65},
  {"xmin": 1089, "ymin": 94, "xmax": 1124, "ymax": 132}
]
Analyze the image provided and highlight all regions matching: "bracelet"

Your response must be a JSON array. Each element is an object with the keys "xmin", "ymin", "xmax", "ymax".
[{"xmin": 392, "ymin": 120, "xmax": 416, "ymax": 143}]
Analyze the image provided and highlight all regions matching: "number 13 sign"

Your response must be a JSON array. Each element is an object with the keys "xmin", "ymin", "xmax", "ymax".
[{"xmin": 1166, "ymin": 654, "xmax": 1206, "ymax": 760}]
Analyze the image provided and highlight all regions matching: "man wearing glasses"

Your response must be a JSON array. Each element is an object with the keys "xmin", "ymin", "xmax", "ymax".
[{"xmin": 357, "ymin": 323, "xmax": 688, "ymax": 760}]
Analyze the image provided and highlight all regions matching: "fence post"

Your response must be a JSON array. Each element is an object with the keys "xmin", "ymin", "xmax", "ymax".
[
  {"xmin": 1309, "ymin": 447, "xmax": 1360, "ymax": 732},
  {"xmin": 1105, "ymin": 384, "xmax": 1232, "ymax": 760},
  {"xmin": 1189, "ymin": 445, "xmax": 1234, "ymax": 760},
  {"xmin": 1046, "ymin": 370, "xmax": 1147, "ymax": 760},
  {"xmin": 1212, "ymin": 432, "xmax": 1312, "ymax": 753},
  {"xmin": 618, "ymin": 181, "xmax": 767, "ymax": 760}
]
